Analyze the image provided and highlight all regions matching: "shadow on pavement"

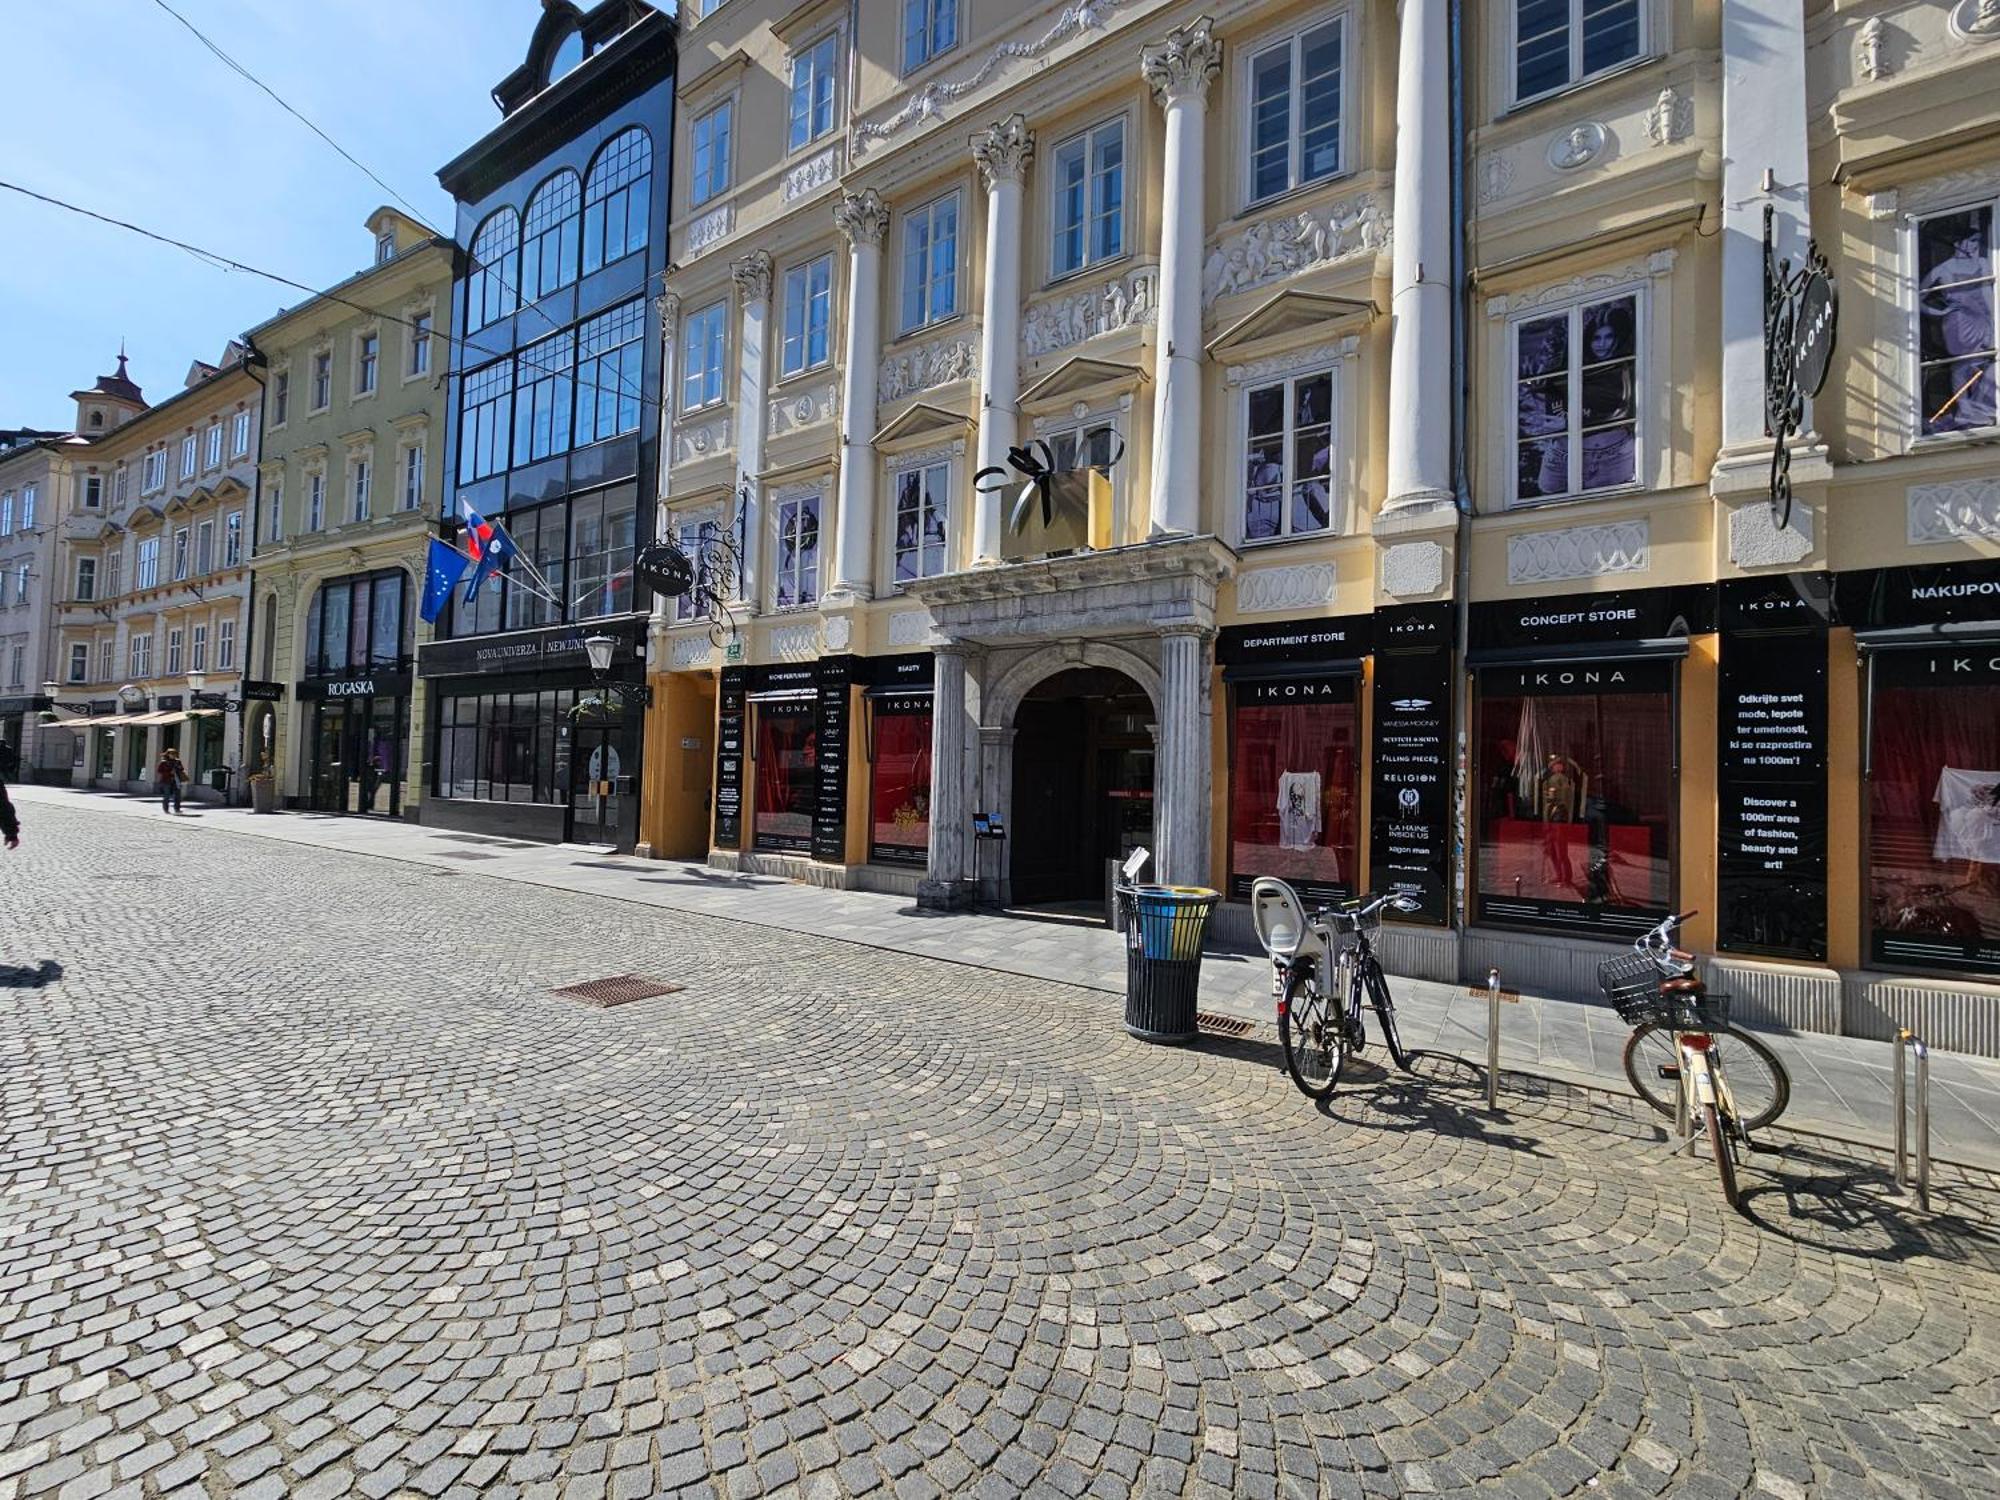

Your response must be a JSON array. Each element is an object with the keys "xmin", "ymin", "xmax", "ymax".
[
  {"xmin": 0, "ymin": 960, "xmax": 63, "ymax": 989},
  {"xmin": 1736, "ymin": 1147, "xmax": 2000, "ymax": 1271}
]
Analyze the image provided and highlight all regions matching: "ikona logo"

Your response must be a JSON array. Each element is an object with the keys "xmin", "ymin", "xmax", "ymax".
[{"xmin": 1390, "ymin": 697, "xmax": 1431, "ymax": 712}]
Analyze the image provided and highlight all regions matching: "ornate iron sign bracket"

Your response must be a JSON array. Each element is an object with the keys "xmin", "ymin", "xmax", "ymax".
[{"xmin": 1763, "ymin": 203, "xmax": 1838, "ymax": 532}]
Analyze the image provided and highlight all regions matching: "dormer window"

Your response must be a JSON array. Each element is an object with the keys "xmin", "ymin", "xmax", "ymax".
[
  {"xmin": 89, "ymin": 411, "xmax": 104, "ymax": 429},
  {"xmin": 376, "ymin": 231, "xmax": 396, "ymax": 265}
]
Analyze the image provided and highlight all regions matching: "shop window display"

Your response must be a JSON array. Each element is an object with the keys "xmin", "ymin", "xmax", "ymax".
[
  {"xmin": 870, "ymin": 702, "xmax": 932, "ymax": 865},
  {"xmin": 1228, "ymin": 682, "xmax": 1358, "ymax": 901},
  {"xmin": 754, "ymin": 702, "xmax": 817, "ymax": 853},
  {"xmin": 1475, "ymin": 667, "xmax": 1674, "ymax": 933}
]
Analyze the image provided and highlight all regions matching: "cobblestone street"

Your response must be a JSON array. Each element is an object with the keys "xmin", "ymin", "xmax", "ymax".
[{"xmin": 3, "ymin": 801, "xmax": 1999, "ymax": 1500}]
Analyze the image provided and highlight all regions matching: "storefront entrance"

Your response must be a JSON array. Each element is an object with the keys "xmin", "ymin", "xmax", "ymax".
[
  {"xmin": 569, "ymin": 716, "xmax": 628, "ymax": 846},
  {"xmin": 1008, "ymin": 668, "xmax": 1154, "ymax": 906},
  {"xmin": 309, "ymin": 695, "xmax": 406, "ymax": 816}
]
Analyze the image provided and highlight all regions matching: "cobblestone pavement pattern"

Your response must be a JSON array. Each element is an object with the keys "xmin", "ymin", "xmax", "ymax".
[{"xmin": 3, "ymin": 803, "xmax": 1999, "ymax": 1500}]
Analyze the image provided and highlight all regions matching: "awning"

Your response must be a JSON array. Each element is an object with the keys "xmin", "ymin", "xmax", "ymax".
[
  {"xmin": 188, "ymin": 708, "xmax": 224, "ymax": 717},
  {"xmin": 128, "ymin": 710, "xmax": 190, "ymax": 726},
  {"xmin": 80, "ymin": 713, "xmax": 138, "ymax": 727},
  {"xmin": 1467, "ymin": 637, "xmax": 1692, "ymax": 667},
  {"xmin": 1853, "ymin": 623, "xmax": 2000, "ymax": 651}
]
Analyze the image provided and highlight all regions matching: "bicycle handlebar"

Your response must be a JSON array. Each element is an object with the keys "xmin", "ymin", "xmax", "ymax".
[{"xmin": 1311, "ymin": 891, "xmax": 1423, "ymax": 927}]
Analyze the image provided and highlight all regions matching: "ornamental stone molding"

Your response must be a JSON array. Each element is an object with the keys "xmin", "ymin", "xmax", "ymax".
[
  {"xmin": 1141, "ymin": 16, "xmax": 1222, "ymax": 107},
  {"xmin": 1021, "ymin": 271, "xmax": 1157, "ymax": 358},
  {"xmin": 1645, "ymin": 87, "xmax": 1692, "ymax": 148},
  {"xmin": 1223, "ymin": 336, "xmax": 1358, "ymax": 390},
  {"xmin": 973, "ymin": 115, "xmax": 1034, "ymax": 189},
  {"xmin": 769, "ymin": 620, "xmax": 820, "ymax": 661},
  {"xmin": 878, "ymin": 332, "xmax": 978, "ymax": 403},
  {"xmin": 1899, "ymin": 164, "xmax": 2000, "ymax": 217},
  {"xmin": 1381, "ymin": 540, "xmax": 1445, "ymax": 599},
  {"xmin": 1951, "ymin": 0, "xmax": 2000, "ymax": 43},
  {"xmin": 833, "ymin": 189, "xmax": 889, "ymax": 248},
  {"xmin": 731, "ymin": 251, "xmax": 774, "ymax": 303},
  {"xmin": 669, "ymin": 633, "xmax": 715, "ymax": 670},
  {"xmin": 1486, "ymin": 251, "xmax": 1675, "ymax": 318},
  {"xmin": 1858, "ymin": 17, "xmax": 1890, "ymax": 80},
  {"xmin": 782, "ymin": 146, "xmax": 840, "ymax": 203},
  {"xmin": 768, "ymin": 383, "xmax": 838, "ymax": 437},
  {"xmin": 1728, "ymin": 500, "xmax": 1815, "ymax": 567},
  {"xmin": 1201, "ymin": 191, "xmax": 1389, "ymax": 305},
  {"xmin": 1909, "ymin": 478, "xmax": 2000, "ymax": 543},
  {"xmin": 849, "ymin": 0, "xmax": 1138, "ymax": 156},
  {"xmin": 1548, "ymin": 121, "xmax": 1608, "ymax": 172},
  {"xmin": 1478, "ymin": 153, "xmax": 1515, "ymax": 206},
  {"xmin": 1235, "ymin": 563, "xmax": 1337, "ymax": 615},
  {"xmin": 889, "ymin": 441, "xmax": 967, "ymax": 475},
  {"xmin": 822, "ymin": 614, "xmax": 853, "ymax": 651},
  {"xmin": 685, "ymin": 204, "xmax": 732, "ymax": 257},
  {"xmin": 1506, "ymin": 520, "xmax": 1650, "ymax": 585},
  {"xmin": 672, "ymin": 414, "xmax": 732, "ymax": 466},
  {"xmin": 886, "ymin": 609, "xmax": 932, "ymax": 646},
  {"xmin": 657, "ymin": 291, "xmax": 682, "ymax": 336}
]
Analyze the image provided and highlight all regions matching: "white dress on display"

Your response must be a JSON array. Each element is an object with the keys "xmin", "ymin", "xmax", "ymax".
[
  {"xmin": 1933, "ymin": 767, "xmax": 2000, "ymax": 865},
  {"xmin": 1277, "ymin": 771, "xmax": 1323, "ymax": 853}
]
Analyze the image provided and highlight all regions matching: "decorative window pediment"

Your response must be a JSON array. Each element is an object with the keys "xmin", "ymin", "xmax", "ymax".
[
  {"xmin": 872, "ymin": 400, "xmax": 973, "ymax": 451},
  {"xmin": 1206, "ymin": 290, "xmax": 1376, "ymax": 362},
  {"xmin": 1019, "ymin": 356, "xmax": 1146, "ymax": 413}
]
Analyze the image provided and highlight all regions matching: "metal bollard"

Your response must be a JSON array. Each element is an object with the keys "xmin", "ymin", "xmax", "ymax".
[
  {"xmin": 1893, "ymin": 1029, "xmax": 1910, "ymax": 1192},
  {"xmin": 1915, "ymin": 1039, "xmax": 1932, "ymax": 1213},
  {"xmin": 1486, "ymin": 968, "xmax": 1501, "ymax": 1111},
  {"xmin": 1893, "ymin": 1028, "xmax": 1932, "ymax": 1211}
]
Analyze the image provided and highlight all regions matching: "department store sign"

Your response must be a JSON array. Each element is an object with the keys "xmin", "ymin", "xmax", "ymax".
[{"xmin": 1216, "ymin": 613, "xmax": 1373, "ymax": 666}]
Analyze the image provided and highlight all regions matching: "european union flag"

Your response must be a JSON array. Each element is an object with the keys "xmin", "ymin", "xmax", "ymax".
[
  {"xmin": 463, "ymin": 515, "xmax": 520, "ymax": 602},
  {"xmin": 419, "ymin": 537, "xmax": 468, "ymax": 623}
]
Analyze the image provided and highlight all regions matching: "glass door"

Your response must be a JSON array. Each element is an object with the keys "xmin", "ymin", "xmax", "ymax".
[
  {"xmin": 356, "ymin": 698, "xmax": 402, "ymax": 817},
  {"xmin": 569, "ymin": 722, "xmax": 625, "ymax": 845},
  {"xmin": 312, "ymin": 702, "xmax": 350, "ymax": 812}
]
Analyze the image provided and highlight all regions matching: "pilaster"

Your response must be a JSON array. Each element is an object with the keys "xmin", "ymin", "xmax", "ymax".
[
  {"xmin": 972, "ymin": 118, "xmax": 1034, "ymax": 565},
  {"xmin": 1153, "ymin": 625, "xmax": 1212, "ymax": 887},
  {"xmin": 830, "ymin": 191, "xmax": 889, "ymax": 602},
  {"xmin": 732, "ymin": 251, "xmax": 774, "ymax": 609},
  {"xmin": 1383, "ymin": 0, "xmax": 1453, "ymax": 518},
  {"xmin": 918, "ymin": 642, "xmax": 978, "ymax": 909}
]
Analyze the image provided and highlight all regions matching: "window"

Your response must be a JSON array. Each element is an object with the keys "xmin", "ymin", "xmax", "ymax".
[
  {"xmin": 1917, "ymin": 205, "xmax": 1998, "ymax": 436},
  {"xmin": 172, "ymin": 527, "xmax": 190, "ymax": 582},
  {"xmin": 781, "ymin": 255, "xmax": 834, "ymax": 376},
  {"xmin": 232, "ymin": 409, "xmax": 252, "ymax": 456},
  {"xmin": 788, "ymin": 33, "xmax": 839, "ymax": 151},
  {"xmin": 0, "ymin": 494, "xmax": 11, "ymax": 534},
  {"xmin": 191, "ymin": 623, "xmax": 207, "ymax": 673},
  {"xmin": 514, "ymin": 330, "xmax": 577, "ymax": 465},
  {"xmin": 902, "ymin": 0, "xmax": 957, "ymax": 73},
  {"xmin": 900, "ymin": 192, "xmax": 960, "ymax": 332},
  {"xmin": 308, "ymin": 471, "xmax": 326, "ymax": 531},
  {"xmin": 267, "ymin": 477, "xmax": 283, "ymax": 542},
  {"xmin": 520, "ymin": 172, "xmax": 582, "ymax": 300},
  {"xmin": 272, "ymin": 371, "xmax": 290, "ymax": 426},
  {"xmin": 1515, "ymin": 0, "xmax": 1641, "ymax": 104},
  {"xmin": 350, "ymin": 458, "xmax": 372, "ymax": 522},
  {"xmin": 402, "ymin": 446, "xmax": 424, "ymax": 511},
  {"xmin": 225, "ymin": 510, "xmax": 243, "ymax": 566},
  {"xmin": 10, "ymin": 644, "xmax": 25, "ymax": 686},
  {"xmin": 1243, "ymin": 369, "xmax": 1335, "ymax": 540},
  {"xmin": 583, "ymin": 128, "xmax": 652, "ymax": 274},
  {"xmin": 754, "ymin": 699, "xmax": 817, "ymax": 851},
  {"xmin": 312, "ymin": 351, "xmax": 332, "ymax": 411},
  {"xmin": 206, "ymin": 423, "xmax": 223, "ymax": 468},
  {"xmin": 433, "ymin": 687, "xmax": 590, "ymax": 805},
  {"xmin": 106, "ymin": 553, "xmax": 121, "ymax": 598},
  {"xmin": 1475, "ymin": 661, "xmax": 1675, "ymax": 934},
  {"xmin": 671, "ymin": 516, "xmax": 711, "ymax": 623},
  {"xmin": 302, "ymin": 570, "xmax": 406, "ymax": 675},
  {"xmin": 217, "ymin": 618, "xmax": 235, "ymax": 670},
  {"xmin": 576, "ymin": 299, "xmax": 644, "ymax": 443},
  {"xmin": 136, "ymin": 538, "xmax": 160, "ymax": 590},
  {"xmin": 130, "ymin": 633, "xmax": 151, "ymax": 678},
  {"xmin": 1247, "ymin": 17, "xmax": 1345, "ymax": 204},
  {"xmin": 181, "ymin": 433, "xmax": 199, "ymax": 478},
  {"xmin": 166, "ymin": 628, "xmax": 184, "ymax": 676},
  {"xmin": 82, "ymin": 474, "xmax": 102, "ymax": 510},
  {"xmin": 21, "ymin": 484, "xmax": 36, "ymax": 528},
  {"xmin": 568, "ymin": 486, "xmax": 639, "ymax": 620},
  {"xmin": 892, "ymin": 462, "xmax": 948, "ymax": 585},
  {"xmin": 357, "ymin": 333, "xmax": 380, "ymax": 395},
  {"xmin": 459, "ymin": 361, "xmax": 515, "ymax": 482},
  {"xmin": 68, "ymin": 642, "xmax": 88, "ymax": 683},
  {"xmin": 195, "ymin": 519, "xmax": 214, "ymax": 575},
  {"xmin": 115, "ymin": 466, "xmax": 130, "ymax": 506},
  {"xmin": 96, "ymin": 639, "xmax": 113, "ymax": 682},
  {"xmin": 1051, "ymin": 119, "xmax": 1125, "ymax": 278},
  {"xmin": 448, "ymin": 486, "xmax": 636, "ymax": 636},
  {"xmin": 143, "ymin": 451, "xmax": 167, "ymax": 492},
  {"xmin": 376, "ymin": 230, "xmax": 396, "ymax": 265},
  {"xmin": 1513, "ymin": 291, "xmax": 1639, "ymax": 502},
  {"xmin": 13, "ymin": 564, "xmax": 26, "ymax": 603},
  {"xmin": 690, "ymin": 99, "xmax": 733, "ymax": 206},
  {"xmin": 681, "ymin": 301, "xmax": 727, "ymax": 411},
  {"xmin": 409, "ymin": 313, "xmax": 432, "ymax": 376},
  {"xmin": 468, "ymin": 209, "xmax": 521, "ymax": 334},
  {"xmin": 774, "ymin": 493, "xmax": 820, "ymax": 609},
  {"xmin": 1229, "ymin": 674, "xmax": 1360, "ymax": 902}
]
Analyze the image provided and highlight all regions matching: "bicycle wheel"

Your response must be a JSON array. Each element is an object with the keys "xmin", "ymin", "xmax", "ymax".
[
  {"xmin": 1622, "ymin": 1023, "xmax": 1684, "ymax": 1117},
  {"xmin": 1280, "ymin": 967, "xmax": 1346, "ymax": 1100},
  {"xmin": 1703, "ymin": 1102, "xmax": 1741, "ymax": 1211},
  {"xmin": 1709, "ymin": 1027, "xmax": 1790, "ymax": 1132},
  {"xmin": 1364, "ymin": 961, "xmax": 1412, "ymax": 1072}
]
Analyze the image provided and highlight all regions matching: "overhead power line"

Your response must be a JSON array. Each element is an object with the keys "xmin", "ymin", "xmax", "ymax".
[{"xmin": 146, "ymin": 0, "xmax": 430, "ymax": 221}]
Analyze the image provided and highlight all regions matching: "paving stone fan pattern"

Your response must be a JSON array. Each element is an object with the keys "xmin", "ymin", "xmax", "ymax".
[{"xmin": 2, "ymin": 803, "xmax": 1998, "ymax": 1500}]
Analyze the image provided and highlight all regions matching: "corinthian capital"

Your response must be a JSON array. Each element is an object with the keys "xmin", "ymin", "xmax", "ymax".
[
  {"xmin": 731, "ymin": 250, "xmax": 774, "ymax": 303},
  {"xmin": 655, "ymin": 290, "xmax": 682, "ymax": 336},
  {"xmin": 833, "ymin": 188, "xmax": 889, "ymax": 248},
  {"xmin": 1142, "ymin": 16, "xmax": 1222, "ymax": 108},
  {"xmin": 973, "ymin": 114, "xmax": 1035, "ymax": 191}
]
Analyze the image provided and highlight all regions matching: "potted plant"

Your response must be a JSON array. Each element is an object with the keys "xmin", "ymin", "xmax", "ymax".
[{"xmin": 247, "ymin": 755, "xmax": 278, "ymax": 814}]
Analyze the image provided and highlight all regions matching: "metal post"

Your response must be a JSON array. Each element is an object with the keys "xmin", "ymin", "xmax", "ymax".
[
  {"xmin": 1914, "ymin": 1040, "xmax": 1931, "ymax": 1213},
  {"xmin": 1893, "ymin": 1029, "xmax": 1910, "ymax": 1193},
  {"xmin": 1485, "ymin": 967, "xmax": 1501, "ymax": 1111}
]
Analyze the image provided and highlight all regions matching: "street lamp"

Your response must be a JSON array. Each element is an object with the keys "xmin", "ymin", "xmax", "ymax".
[
  {"xmin": 187, "ymin": 670, "xmax": 206, "ymax": 696},
  {"xmin": 583, "ymin": 634, "xmax": 616, "ymax": 676},
  {"xmin": 576, "ymin": 633, "xmax": 651, "ymax": 710}
]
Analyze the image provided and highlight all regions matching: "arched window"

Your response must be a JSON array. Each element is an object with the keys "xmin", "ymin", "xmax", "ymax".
[
  {"xmin": 583, "ymin": 128, "xmax": 652, "ymax": 275},
  {"xmin": 520, "ymin": 171, "xmax": 581, "ymax": 301},
  {"xmin": 467, "ymin": 208, "xmax": 520, "ymax": 333}
]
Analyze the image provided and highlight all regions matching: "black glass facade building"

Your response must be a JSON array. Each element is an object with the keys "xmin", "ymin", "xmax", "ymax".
[{"xmin": 419, "ymin": 0, "xmax": 673, "ymax": 847}]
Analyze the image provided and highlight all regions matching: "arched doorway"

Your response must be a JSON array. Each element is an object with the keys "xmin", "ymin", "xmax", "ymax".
[{"xmin": 1008, "ymin": 666, "xmax": 1155, "ymax": 907}]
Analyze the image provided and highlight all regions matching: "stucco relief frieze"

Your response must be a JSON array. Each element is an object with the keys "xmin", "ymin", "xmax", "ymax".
[
  {"xmin": 1478, "ymin": 154, "xmax": 1515, "ymax": 206},
  {"xmin": 782, "ymin": 146, "xmax": 841, "ymax": 203},
  {"xmin": 768, "ymin": 383, "xmax": 838, "ymax": 438},
  {"xmin": 1505, "ymin": 520, "xmax": 1650, "ymax": 585},
  {"xmin": 878, "ymin": 333, "xmax": 977, "ymax": 403},
  {"xmin": 850, "ymin": 0, "xmax": 1139, "ymax": 156},
  {"xmin": 769, "ymin": 620, "xmax": 821, "ymax": 661},
  {"xmin": 1235, "ymin": 563, "xmax": 1336, "ymax": 615},
  {"xmin": 685, "ymin": 204, "xmax": 733, "ymax": 257},
  {"xmin": 1201, "ymin": 191, "xmax": 1390, "ymax": 305},
  {"xmin": 1645, "ymin": 87, "xmax": 1692, "ymax": 148},
  {"xmin": 1485, "ymin": 251, "xmax": 1675, "ymax": 319},
  {"xmin": 1382, "ymin": 541, "xmax": 1445, "ymax": 599},
  {"xmin": 673, "ymin": 414, "xmax": 732, "ymax": 466},
  {"xmin": 1909, "ymin": 478, "xmax": 2000, "ymax": 543},
  {"xmin": 1223, "ymin": 337, "xmax": 1357, "ymax": 389},
  {"xmin": 1858, "ymin": 17, "xmax": 1891, "ymax": 80},
  {"xmin": 669, "ymin": 633, "xmax": 715, "ymax": 670},
  {"xmin": 1547, "ymin": 121, "xmax": 1609, "ymax": 172},
  {"xmin": 886, "ymin": 609, "xmax": 933, "ymax": 647},
  {"xmin": 1729, "ymin": 502, "xmax": 1815, "ymax": 568},
  {"xmin": 1951, "ymin": 0, "xmax": 2000, "ymax": 43},
  {"xmin": 1022, "ymin": 271, "xmax": 1157, "ymax": 358}
]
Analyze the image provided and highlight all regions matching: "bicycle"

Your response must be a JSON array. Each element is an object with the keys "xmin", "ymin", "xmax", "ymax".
[
  {"xmin": 1251, "ymin": 879, "xmax": 1422, "ymax": 1100},
  {"xmin": 1598, "ymin": 911, "xmax": 1791, "ymax": 1210}
]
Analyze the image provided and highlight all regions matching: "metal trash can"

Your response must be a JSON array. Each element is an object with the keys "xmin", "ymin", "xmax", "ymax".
[
  {"xmin": 209, "ymin": 766, "xmax": 234, "ymax": 795},
  {"xmin": 1117, "ymin": 883, "xmax": 1219, "ymax": 1043}
]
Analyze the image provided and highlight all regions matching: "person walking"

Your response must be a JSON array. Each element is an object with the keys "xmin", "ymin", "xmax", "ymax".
[
  {"xmin": 1, "ymin": 779, "xmax": 19, "ymax": 850},
  {"xmin": 156, "ymin": 747, "xmax": 187, "ymax": 815}
]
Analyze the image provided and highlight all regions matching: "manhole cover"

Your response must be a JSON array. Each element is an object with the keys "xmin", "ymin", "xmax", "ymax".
[
  {"xmin": 1196, "ymin": 1013, "xmax": 1255, "ymax": 1038},
  {"xmin": 553, "ymin": 974, "xmax": 684, "ymax": 1008}
]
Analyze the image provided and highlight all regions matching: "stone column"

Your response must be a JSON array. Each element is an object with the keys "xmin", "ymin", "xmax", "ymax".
[
  {"xmin": 919, "ymin": 642, "xmax": 975, "ymax": 909},
  {"xmin": 1142, "ymin": 19, "xmax": 1222, "ymax": 537},
  {"xmin": 1383, "ymin": 0, "xmax": 1453, "ymax": 516},
  {"xmin": 732, "ymin": 251, "xmax": 774, "ymax": 608},
  {"xmin": 972, "ymin": 116, "xmax": 1034, "ymax": 565},
  {"xmin": 830, "ymin": 190, "xmax": 890, "ymax": 599},
  {"xmin": 1153, "ymin": 626, "xmax": 1212, "ymax": 887}
]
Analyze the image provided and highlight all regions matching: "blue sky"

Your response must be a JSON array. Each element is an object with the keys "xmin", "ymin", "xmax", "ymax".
[{"xmin": 0, "ymin": 0, "xmax": 548, "ymax": 430}]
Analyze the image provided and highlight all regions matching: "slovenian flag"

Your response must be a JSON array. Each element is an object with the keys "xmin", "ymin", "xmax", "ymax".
[
  {"xmin": 419, "ymin": 537, "xmax": 468, "ymax": 622},
  {"xmin": 458, "ymin": 494, "xmax": 495, "ymax": 561},
  {"xmin": 463, "ymin": 512, "xmax": 520, "ymax": 602}
]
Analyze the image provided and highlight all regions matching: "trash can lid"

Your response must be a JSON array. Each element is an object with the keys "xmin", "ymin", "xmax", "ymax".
[{"xmin": 1133, "ymin": 884, "xmax": 1219, "ymax": 901}]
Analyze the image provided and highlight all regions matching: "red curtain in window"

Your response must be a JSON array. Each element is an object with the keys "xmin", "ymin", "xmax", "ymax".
[
  {"xmin": 1229, "ymin": 697, "xmax": 1358, "ymax": 896},
  {"xmin": 754, "ymin": 703, "xmax": 815, "ymax": 849},
  {"xmin": 870, "ymin": 706, "xmax": 932, "ymax": 863}
]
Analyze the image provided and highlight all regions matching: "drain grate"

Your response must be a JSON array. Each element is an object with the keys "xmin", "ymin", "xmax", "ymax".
[
  {"xmin": 554, "ymin": 974, "xmax": 685, "ymax": 1008},
  {"xmin": 1196, "ymin": 1012, "xmax": 1255, "ymax": 1038}
]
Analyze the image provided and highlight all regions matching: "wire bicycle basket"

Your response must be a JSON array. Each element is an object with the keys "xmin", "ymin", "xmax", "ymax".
[{"xmin": 1596, "ymin": 950, "xmax": 1729, "ymax": 1030}]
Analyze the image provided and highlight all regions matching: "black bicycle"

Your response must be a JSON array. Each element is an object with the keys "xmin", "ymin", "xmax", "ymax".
[{"xmin": 1252, "ymin": 881, "xmax": 1421, "ymax": 1100}]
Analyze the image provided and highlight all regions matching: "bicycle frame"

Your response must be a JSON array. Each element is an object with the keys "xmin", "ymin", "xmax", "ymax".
[{"xmin": 1669, "ymin": 1030, "xmax": 1749, "ymax": 1154}]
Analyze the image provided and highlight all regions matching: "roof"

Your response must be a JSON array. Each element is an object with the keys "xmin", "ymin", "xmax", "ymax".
[{"xmin": 68, "ymin": 352, "xmax": 145, "ymax": 409}]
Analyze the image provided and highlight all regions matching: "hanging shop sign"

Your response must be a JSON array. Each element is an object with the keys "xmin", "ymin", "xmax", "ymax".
[
  {"xmin": 1369, "ymin": 603, "xmax": 1454, "ymax": 925},
  {"xmin": 714, "ymin": 666, "xmax": 747, "ymax": 849},
  {"xmin": 240, "ymin": 680, "xmax": 286, "ymax": 702},
  {"xmin": 813, "ymin": 656, "xmax": 854, "ymax": 863},
  {"xmin": 1764, "ymin": 203, "xmax": 1838, "ymax": 530}
]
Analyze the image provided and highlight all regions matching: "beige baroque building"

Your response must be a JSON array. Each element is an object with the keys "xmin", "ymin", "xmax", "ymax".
[
  {"xmin": 245, "ymin": 209, "xmax": 456, "ymax": 818},
  {"xmin": 52, "ymin": 348, "xmax": 261, "ymax": 799},
  {"xmin": 649, "ymin": 1, "xmax": 2000, "ymax": 1054}
]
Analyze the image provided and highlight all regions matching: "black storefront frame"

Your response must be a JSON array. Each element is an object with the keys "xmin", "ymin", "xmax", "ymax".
[
  {"xmin": 862, "ymin": 653, "xmax": 936, "ymax": 869},
  {"xmin": 298, "ymin": 669, "xmax": 415, "ymax": 817}
]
